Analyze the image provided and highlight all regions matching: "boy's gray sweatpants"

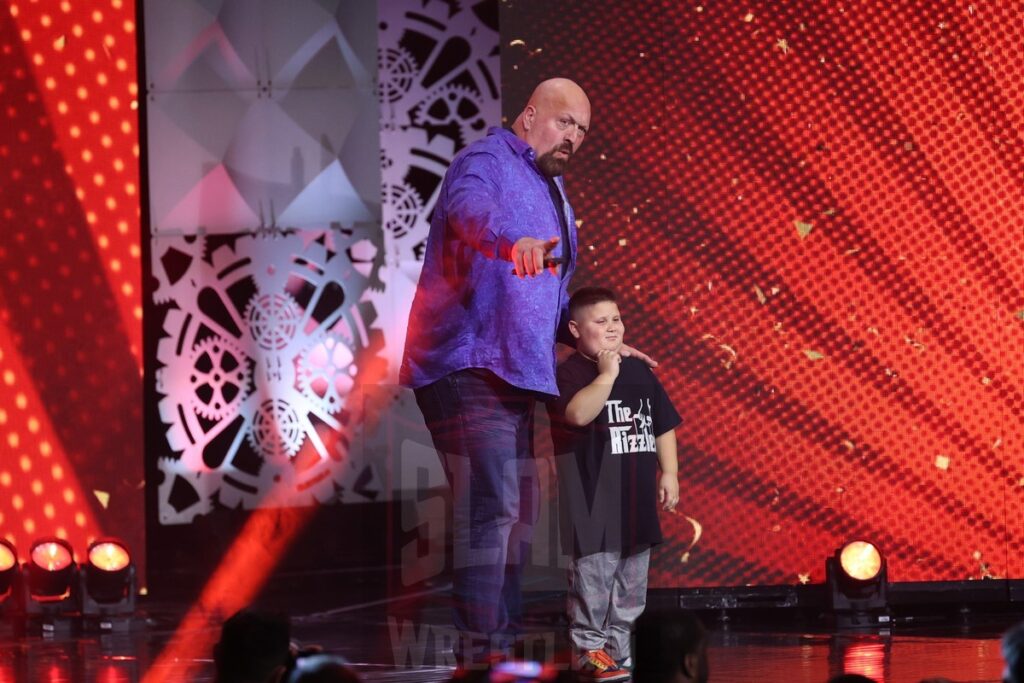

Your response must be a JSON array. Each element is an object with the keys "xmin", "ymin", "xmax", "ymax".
[{"xmin": 567, "ymin": 545, "xmax": 651, "ymax": 661}]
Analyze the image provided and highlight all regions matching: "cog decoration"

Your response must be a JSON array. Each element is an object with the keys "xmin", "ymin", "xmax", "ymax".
[
  {"xmin": 153, "ymin": 229, "xmax": 386, "ymax": 524},
  {"xmin": 376, "ymin": 0, "xmax": 501, "ymax": 377},
  {"xmin": 187, "ymin": 336, "xmax": 251, "ymax": 421},
  {"xmin": 248, "ymin": 398, "xmax": 304, "ymax": 460},
  {"xmin": 297, "ymin": 333, "xmax": 356, "ymax": 415},
  {"xmin": 410, "ymin": 84, "xmax": 487, "ymax": 149},
  {"xmin": 382, "ymin": 180, "xmax": 424, "ymax": 240},
  {"xmin": 378, "ymin": 46, "xmax": 418, "ymax": 107}
]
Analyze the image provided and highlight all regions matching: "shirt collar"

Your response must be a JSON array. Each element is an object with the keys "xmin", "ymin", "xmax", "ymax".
[{"xmin": 490, "ymin": 126, "xmax": 536, "ymax": 162}]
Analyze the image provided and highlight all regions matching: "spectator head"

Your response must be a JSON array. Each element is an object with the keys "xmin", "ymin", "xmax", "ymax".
[
  {"xmin": 1003, "ymin": 621, "xmax": 1024, "ymax": 683},
  {"xmin": 633, "ymin": 609, "xmax": 708, "ymax": 683},
  {"xmin": 284, "ymin": 654, "xmax": 361, "ymax": 683},
  {"xmin": 213, "ymin": 609, "xmax": 291, "ymax": 683}
]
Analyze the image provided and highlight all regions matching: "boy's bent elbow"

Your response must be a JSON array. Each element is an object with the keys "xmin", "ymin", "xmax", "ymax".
[
  {"xmin": 564, "ymin": 403, "xmax": 595, "ymax": 427},
  {"xmin": 564, "ymin": 409, "xmax": 587, "ymax": 427}
]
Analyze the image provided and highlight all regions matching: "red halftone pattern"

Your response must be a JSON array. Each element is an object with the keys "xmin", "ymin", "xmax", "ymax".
[
  {"xmin": 0, "ymin": 1, "xmax": 142, "ymax": 572},
  {"xmin": 503, "ymin": 0, "xmax": 1024, "ymax": 586}
]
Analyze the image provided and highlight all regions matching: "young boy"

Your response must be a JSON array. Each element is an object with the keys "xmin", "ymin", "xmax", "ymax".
[{"xmin": 548, "ymin": 286, "xmax": 681, "ymax": 682}]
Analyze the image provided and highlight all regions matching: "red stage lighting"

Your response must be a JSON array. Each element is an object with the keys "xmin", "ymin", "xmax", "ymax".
[
  {"xmin": 23, "ymin": 537, "xmax": 79, "ymax": 632},
  {"xmin": 0, "ymin": 540, "xmax": 16, "ymax": 584},
  {"xmin": 826, "ymin": 540, "xmax": 889, "ymax": 628},
  {"xmin": 26, "ymin": 538, "xmax": 76, "ymax": 601},
  {"xmin": 0, "ymin": 539, "xmax": 24, "ymax": 620},
  {"xmin": 82, "ymin": 539, "xmax": 136, "ymax": 627}
]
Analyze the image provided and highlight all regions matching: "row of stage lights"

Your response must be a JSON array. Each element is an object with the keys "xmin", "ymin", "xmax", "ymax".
[
  {"xmin": 0, "ymin": 536, "xmax": 136, "ymax": 632},
  {"xmin": 1, "ymin": 535, "xmax": 885, "ymax": 631}
]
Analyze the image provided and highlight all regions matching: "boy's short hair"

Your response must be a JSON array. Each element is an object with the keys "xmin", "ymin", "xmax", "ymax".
[{"xmin": 569, "ymin": 286, "xmax": 617, "ymax": 321}]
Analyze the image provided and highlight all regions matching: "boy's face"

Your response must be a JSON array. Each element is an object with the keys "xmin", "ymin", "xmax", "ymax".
[{"xmin": 569, "ymin": 300, "xmax": 624, "ymax": 356}]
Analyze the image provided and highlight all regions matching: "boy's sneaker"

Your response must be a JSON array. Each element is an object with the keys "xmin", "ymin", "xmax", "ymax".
[
  {"xmin": 615, "ymin": 656, "xmax": 633, "ymax": 672},
  {"xmin": 575, "ymin": 649, "xmax": 631, "ymax": 682}
]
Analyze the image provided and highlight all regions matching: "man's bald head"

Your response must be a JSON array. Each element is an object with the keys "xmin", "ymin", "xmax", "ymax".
[{"xmin": 512, "ymin": 78, "xmax": 591, "ymax": 177}]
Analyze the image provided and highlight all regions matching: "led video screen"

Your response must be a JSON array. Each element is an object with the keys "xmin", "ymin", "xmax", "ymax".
[{"xmin": 502, "ymin": 0, "xmax": 1024, "ymax": 586}]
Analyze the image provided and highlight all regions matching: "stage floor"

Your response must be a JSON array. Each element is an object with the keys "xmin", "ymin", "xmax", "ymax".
[{"xmin": 0, "ymin": 589, "xmax": 1013, "ymax": 682}]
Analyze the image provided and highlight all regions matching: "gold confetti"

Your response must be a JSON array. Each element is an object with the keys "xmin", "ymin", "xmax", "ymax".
[
  {"xmin": 993, "ymin": 437, "xmax": 1002, "ymax": 450},
  {"xmin": 840, "ymin": 439, "xmax": 855, "ymax": 451},
  {"xmin": 701, "ymin": 334, "xmax": 738, "ymax": 369},
  {"xmin": 822, "ymin": 207, "xmax": 837, "ymax": 216},
  {"xmin": 718, "ymin": 344, "xmax": 738, "ymax": 369},
  {"xmin": 680, "ymin": 516, "xmax": 702, "ymax": 564},
  {"xmin": 775, "ymin": 38, "xmax": 791, "ymax": 54},
  {"xmin": 53, "ymin": 35, "xmax": 67, "ymax": 51},
  {"xmin": 94, "ymin": 490, "xmax": 111, "ymax": 509},
  {"xmin": 981, "ymin": 376, "xmax": 992, "ymax": 386},
  {"xmin": 509, "ymin": 39, "xmax": 526, "ymax": 47},
  {"xmin": 798, "ymin": 573, "xmax": 810, "ymax": 585},
  {"xmin": 866, "ymin": 326, "xmax": 880, "ymax": 336},
  {"xmin": 935, "ymin": 455, "xmax": 950, "ymax": 471},
  {"xmin": 771, "ymin": 524, "xmax": 782, "ymax": 532},
  {"xmin": 743, "ymin": 12, "xmax": 755, "ymax": 22},
  {"xmin": 845, "ymin": 247, "xmax": 861, "ymax": 256},
  {"xmin": 618, "ymin": 238, "xmax": 628, "ymax": 246},
  {"xmin": 1015, "ymin": 310, "xmax": 1024, "ymax": 321},
  {"xmin": 130, "ymin": 100, "xmax": 138, "ymax": 110},
  {"xmin": 575, "ymin": 219, "xmax": 583, "ymax": 228},
  {"xmin": 794, "ymin": 220, "xmax": 814, "ymax": 239},
  {"xmin": 803, "ymin": 349, "xmax": 824, "ymax": 361},
  {"xmin": 904, "ymin": 336, "xmax": 926, "ymax": 352},
  {"xmin": 753, "ymin": 285, "xmax": 767, "ymax": 305}
]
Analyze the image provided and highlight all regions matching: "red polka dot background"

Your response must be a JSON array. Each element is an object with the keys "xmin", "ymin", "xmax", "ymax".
[
  {"xmin": 503, "ymin": 0, "xmax": 1024, "ymax": 586},
  {"xmin": 0, "ymin": 1, "xmax": 143, "ymax": 576}
]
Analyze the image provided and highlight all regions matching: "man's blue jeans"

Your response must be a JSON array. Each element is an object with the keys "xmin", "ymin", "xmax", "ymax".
[{"xmin": 414, "ymin": 368, "xmax": 540, "ymax": 659}]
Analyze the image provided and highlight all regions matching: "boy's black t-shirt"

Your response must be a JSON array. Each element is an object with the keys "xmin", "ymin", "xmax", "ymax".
[{"xmin": 548, "ymin": 353, "xmax": 682, "ymax": 557}]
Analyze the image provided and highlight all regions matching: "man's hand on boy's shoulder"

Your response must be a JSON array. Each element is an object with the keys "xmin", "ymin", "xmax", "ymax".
[{"xmin": 618, "ymin": 343, "xmax": 658, "ymax": 368}]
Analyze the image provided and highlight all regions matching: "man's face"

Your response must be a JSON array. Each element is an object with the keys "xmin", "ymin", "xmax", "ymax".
[
  {"xmin": 530, "ymin": 102, "xmax": 591, "ymax": 177},
  {"xmin": 569, "ymin": 300, "xmax": 624, "ymax": 357}
]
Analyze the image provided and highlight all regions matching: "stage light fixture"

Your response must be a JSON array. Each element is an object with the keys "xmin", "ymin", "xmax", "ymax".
[
  {"xmin": 0, "ymin": 540, "xmax": 17, "ymax": 592},
  {"xmin": 23, "ymin": 537, "xmax": 79, "ymax": 631},
  {"xmin": 826, "ymin": 540, "xmax": 889, "ymax": 628},
  {"xmin": 0, "ymin": 539, "xmax": 24, "ymax": 621},
  {"xmin": 81, "ymin": 538, "xmax": 136, "ymax": 629},
  {"xmin": 27, "ymin": 538, "xmax": 76, "ymax": 601}
]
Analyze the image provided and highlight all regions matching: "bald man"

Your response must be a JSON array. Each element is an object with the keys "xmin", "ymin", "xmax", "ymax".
[{"xmin": 402, "ymin": 78, "xmax": 622, "ymax": 665}]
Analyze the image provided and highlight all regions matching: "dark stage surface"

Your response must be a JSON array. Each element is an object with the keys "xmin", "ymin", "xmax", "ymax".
[{"xmin": 0, "ymin": 589, "xmax": 1013, "ymax": 683}]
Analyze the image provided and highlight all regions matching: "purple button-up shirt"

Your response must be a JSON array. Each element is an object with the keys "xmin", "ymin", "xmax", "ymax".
[{"xmin": 400, "ymin": 127, "xmax": 578, "ymax": 396}]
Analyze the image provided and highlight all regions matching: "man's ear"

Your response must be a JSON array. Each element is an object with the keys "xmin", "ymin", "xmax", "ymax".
[
  {"xmin": 681, "ymin": 652, "xmax": 698, "ymax": 681},
  {"xmin": 568, "ymin": 319, "xmax": 580, "ymax": 339},
  {"xmin": 522, "ymin": 104, "xmax": 536, "ymax": 131}
]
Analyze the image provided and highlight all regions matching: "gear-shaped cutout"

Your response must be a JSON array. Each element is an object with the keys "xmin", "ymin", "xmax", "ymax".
[
  {"xmin": 246, "ymin": 292, "xmax": 303, "ymax": 351},
  {"xmin": 378, "ymin": 46, "xmax": 418, "ymax": 105},
  {"xmin": 411, "ymin": 84, "xmax": 487, "ymax": 148},
  {"xmin": 382, "ymin": 182, "xmax": 423, "ymax": 239},
  {"xmin": 297, "ymin": 333, "xmax": 357, "ymax": 415},
  {"xmin": 248, "ymin": 398, "xmax": 305, "ymax": 460},
  {"xmin": 187, "ymin": 336, "xmax": 251, "ymax": 421}
]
